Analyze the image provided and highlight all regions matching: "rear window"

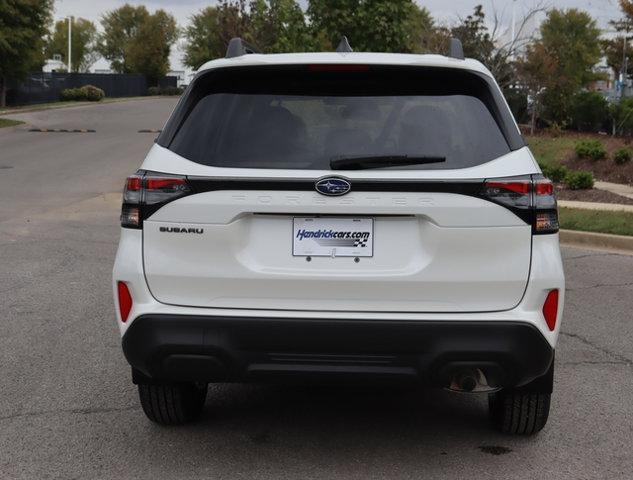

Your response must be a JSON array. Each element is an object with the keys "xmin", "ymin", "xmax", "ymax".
[{"xmin": 161, "ymin": 66, "xmax": 521, "ymax": 170}]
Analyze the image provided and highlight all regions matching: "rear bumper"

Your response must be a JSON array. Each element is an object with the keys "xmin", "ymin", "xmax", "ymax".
[{"xmin": 122, "ymin": 315, "xmax": 554, "ymax": 389}]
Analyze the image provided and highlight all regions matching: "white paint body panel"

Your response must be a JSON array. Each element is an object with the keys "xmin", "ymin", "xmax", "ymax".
[
  {"xmin": 138, "ymin": 144, "xmax": 541, "ymax": 313},
  {"xmin": 113, "ymin": 230, "xmax": 564, "ymax": 348},
  {"xmin": 142, "ymin": 197, "xmax": 532, "ymax": 312}
]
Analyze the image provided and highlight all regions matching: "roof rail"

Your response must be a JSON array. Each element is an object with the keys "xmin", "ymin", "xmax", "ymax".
[
  {"xmin": 225, "ymin": 37, "xmax": 260, "ymax": 58},
  {"xmin": 448, "ymin": 38, "xmax": 464, "ymax": 60},
  {"xmin": 336, "ymin": 36, "xmax": 353, "ymax": 53}
]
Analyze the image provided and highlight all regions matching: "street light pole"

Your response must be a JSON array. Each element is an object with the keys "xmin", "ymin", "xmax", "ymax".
[
  {"xmin": 622, "ymin": 27, "xmax": 629, "ymax": 99},
  {"xmin": 510, "ymin": 0, "xmax": 518, "ymax": 62},
  {"xmin": 67, "ymin": 16, "xmax": 72, "ymax": 73},
  {"xmin": 511, "ymin": 0, "xmax": 516, "ymax": 45}
]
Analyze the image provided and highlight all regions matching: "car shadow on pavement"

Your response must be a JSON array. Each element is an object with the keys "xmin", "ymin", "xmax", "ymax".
[
  {"xmin": 196, "ymin": 383, "xmax": 494, "ymax": 440},
  {"xmin": 128, "ymin": 383, "xmax": 534, "ymax": 477}
]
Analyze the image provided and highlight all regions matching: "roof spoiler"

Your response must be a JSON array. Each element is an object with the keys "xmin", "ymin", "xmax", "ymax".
[
  {"xmin": 448, "ymin": 38, "xmax": 464, "ymax": 60},
  {"xmin": 225, "ymin": 37, "xmax": 260, "ymax": 58}
]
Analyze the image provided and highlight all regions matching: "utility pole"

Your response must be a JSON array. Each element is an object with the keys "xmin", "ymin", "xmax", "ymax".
[{"xmin": 67, "ymin": 16, "xmax": 72, "ymax": 73}]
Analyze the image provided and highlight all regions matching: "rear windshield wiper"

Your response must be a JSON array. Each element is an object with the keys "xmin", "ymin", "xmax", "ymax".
[{"xmin": 330, "ymin": 155, "xmax": 446, "ymax": 170}]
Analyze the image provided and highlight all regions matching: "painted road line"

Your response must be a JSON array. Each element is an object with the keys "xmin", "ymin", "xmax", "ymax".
[{"xmin": 28, "ymin": 128, "xmax": 96, "ymax": 133}]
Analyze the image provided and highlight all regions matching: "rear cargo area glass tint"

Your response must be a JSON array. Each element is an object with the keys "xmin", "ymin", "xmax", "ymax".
[{"xmin": 162, "ymin": 66, "xmax": 518, "ymax": 170}]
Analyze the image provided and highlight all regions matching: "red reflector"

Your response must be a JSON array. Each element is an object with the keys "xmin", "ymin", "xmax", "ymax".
[
  {"xmin": 535, "ymin": 180, "xmax": 554, "ymax": 195},
  {"xmin": 126, "ymin": 176, "xmax": 142, "ymax": 191},
  {"xmin": 145, "ymin": 177, "xmax": 187, "ymax": 190},
  {"xmin": 485, "ymin": 181, "xmax": 530, "ymax": 194},
  {"xmin": 308, "ymin": 64, "xmax": 370, "ymax": 72},
  {"xmin": 542, "ymin": 289, "xmax": 559, "ymax": 331},
  {"xmin": 117, "ymin": 281, "xmax": 133, "ymax": 323}
]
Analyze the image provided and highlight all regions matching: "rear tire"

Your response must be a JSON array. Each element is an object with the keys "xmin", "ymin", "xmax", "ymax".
[
  {"xmin": 489, "ymin": 390, "xmax": 551, "ymax": 435},
  {"xmin": 138, "ymin": 382, "xmax": 207, "ymax": 425}
]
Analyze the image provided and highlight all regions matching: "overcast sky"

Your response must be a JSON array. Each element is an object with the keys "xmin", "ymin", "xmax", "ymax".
[{"xmin": 52, "ymin": 0, "xmax": 624, "ymax": 74}]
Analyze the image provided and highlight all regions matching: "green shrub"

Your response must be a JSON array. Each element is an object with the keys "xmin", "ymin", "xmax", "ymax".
[
  {"xmin": 60, "ymin": 87, "xmax": 81, "ymax": 101},
  {"xmin": 548, "ymin": 122, "xmax": 564, "ymax": 138},
  {"xmin": 565, "ymin": 170, "xmax": 594, "ymax": 190},
  {"xmin": 162, "ymin": 86, "xmax": 183, "ymax": 96},
  {"xmin": 147, "ymin": 86, "xmax": 183, "ymax": 96},
  {"xmin": 541, "ymin": 163, "xmax": 569, "ymax": 182},
  {"xmin": 575, "ymin": 139, "xmax": 606, "ymax": 161},
  {"xmin": 80, "ymin": 85, "xmax": 105, "ymax": 101},
  {"xmin": 570, "ymin": 91, "xmax": 609, "ymax": 132},
  {"xmin": 614, "ymin": 148, "xmax": 632, "ymax": 165},
  {"xmin": 60, "ymin": 85, "xmax": 105, "ymax": 102}
]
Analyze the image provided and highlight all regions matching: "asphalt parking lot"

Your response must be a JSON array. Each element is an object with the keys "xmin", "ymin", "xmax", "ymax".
[{"xmin": 1, "ymin": 98, "xmax": 632, "ymax": 479}]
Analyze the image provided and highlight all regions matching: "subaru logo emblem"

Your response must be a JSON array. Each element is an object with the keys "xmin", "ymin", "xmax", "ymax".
[{"xmin": 315, "ymin": 177, "xmax": 351, "ymax": 196}]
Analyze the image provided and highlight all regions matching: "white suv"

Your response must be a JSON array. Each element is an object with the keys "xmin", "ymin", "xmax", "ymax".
[{"xmin": 113, "ymin": 38, "xmax": 564, "ymax": 434}]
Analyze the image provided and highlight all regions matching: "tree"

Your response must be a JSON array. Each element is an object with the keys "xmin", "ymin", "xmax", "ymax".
[
  {"xmin": 183, "ymin": 1, "xmax": 251, "ymax": 68},
  {"xmin": 397, "ymin": 3, "xmax": 434, "ymax": 54},
  {"xmin": 602, "ymin": 1, "xmax": 633, "ymax": 86},
  {"xmin": 418, "ymin": 4, "xmax": 544, "ymax": 90},
  {"xmin": 45, "ymin": 17, "xmax": 98, "ymax": 73},
  {"xmin": 451, "ymin": 5, "xmax": 494, "ymax": 64},
  {"xmin": 516, "ymin": 42, "xmax": 557, "ymax": 133},
  {"xmin": 99, "ymin": 4, "xmax": 178, "ymax": 84},
  {"xmin": 517, "ymin": 8, "xmax": 602, "ymax": 128},
  {"xmin": 602, "ymin": 36, "xmax": 633, "ymax": 79},
  {"xmin": 620, "ymin": 0, "xmax": 633, "ymax": 20},
  {"xmin": 0, "ymin": 0, "xmax": 53, "ymax": 107},
  {"xmin": 183, "ymin": 0, "xmax": 432, "ymax": 64},
  {"xmin": 307, "ymin": 0, "xmax": 432, "ymax": 53},
  {"xmin": 126, "ymin": 10, "xmax": 178, "ymax": 85},
  {"xmin": 183, "ymin": 7, "xmax": 224, "ymax": 67},
  {"xmin": 250, "ymin": 0, "xmax": 312, "ymax": 53},
  {"xmin": 570, "ymin": 91, "xmax": 609, "ymax": 132},
  {"xmin": 98, "ymin": 4, "xmax": 150, "ymax": 73}
]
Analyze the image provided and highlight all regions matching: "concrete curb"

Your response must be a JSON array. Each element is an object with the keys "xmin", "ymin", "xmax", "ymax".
[
  {"xmin": 558, "ymin": 200, "xmax": 633, "ymax": 212},
  {"xmin": 560, "ymin": 229, "xmax": 633, "ymax": 254},
  {"xmin": 0, "ymin": 96, "xmax": 163, "ymax": 116}
]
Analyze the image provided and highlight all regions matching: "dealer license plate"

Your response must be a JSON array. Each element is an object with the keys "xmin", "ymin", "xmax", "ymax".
[{"xmin": 293, "ymin": 217, "xmax": 374, "ymax": 257}]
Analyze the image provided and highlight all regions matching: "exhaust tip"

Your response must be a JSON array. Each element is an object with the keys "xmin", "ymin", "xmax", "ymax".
[
  {"xmin": 447, "ymin": 368, "xmax": 500, "ymax": 393},
  {"xmin": 456, "ymin": 372, "xmax": 477, "ymax": 392}
]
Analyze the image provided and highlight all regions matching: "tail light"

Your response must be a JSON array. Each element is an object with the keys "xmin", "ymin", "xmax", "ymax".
[
  {"xmin": 482, "ymin": 176, "xmax": 558, "ymax": 234},
  {"xmin": 533, "ymin": 178, "xmax": 558, "ymax": 234},
  {"xmin": 542, "ymin": 289, "xmax": 559, "ymax": 331},
  {"xmin": 121, "ymin": 171, "xmax": 191, "ymax": 228}
]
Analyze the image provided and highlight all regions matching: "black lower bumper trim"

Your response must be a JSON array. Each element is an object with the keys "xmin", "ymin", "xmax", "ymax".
[{"xmin": 122, "ymin": 315, "xmax": 554, "ymax": 388}]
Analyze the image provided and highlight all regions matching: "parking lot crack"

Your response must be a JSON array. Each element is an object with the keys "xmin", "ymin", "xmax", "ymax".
[
  {"xmin": 560, "ymin": 331, "xmax": 633, "ymax": 365},
  {"xmin": 0, "ymin": 405, "xmax": 137, "ymax": 423},
  {"xmin": 565, "ymin": 252, "xmax": 623, "ymax": 261},
  {"xmin": 561, "ymin": 360, "xmax": 630, "ymax": 366},
  {"xmin": 567, "ymin": 281, "xmax": 633, "ymax": 292}
]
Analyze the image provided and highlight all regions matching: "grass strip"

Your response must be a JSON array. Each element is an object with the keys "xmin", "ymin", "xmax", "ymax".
[
  {"xmin": 0, "ymin": 118, "xmax": 24, "ymax": 128},
  {"xmin": 525, "ymin": 135, "xmax": 576, "ymax": 167},
  {"xmin": 559, "ymin": 207, "xmax": 633, "ymax": 237}
]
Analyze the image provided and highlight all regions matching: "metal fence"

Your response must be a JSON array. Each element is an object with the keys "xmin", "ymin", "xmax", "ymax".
[{"xmin": 7, "ymin": 72, "xmax": 177, "ymax": 106}]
